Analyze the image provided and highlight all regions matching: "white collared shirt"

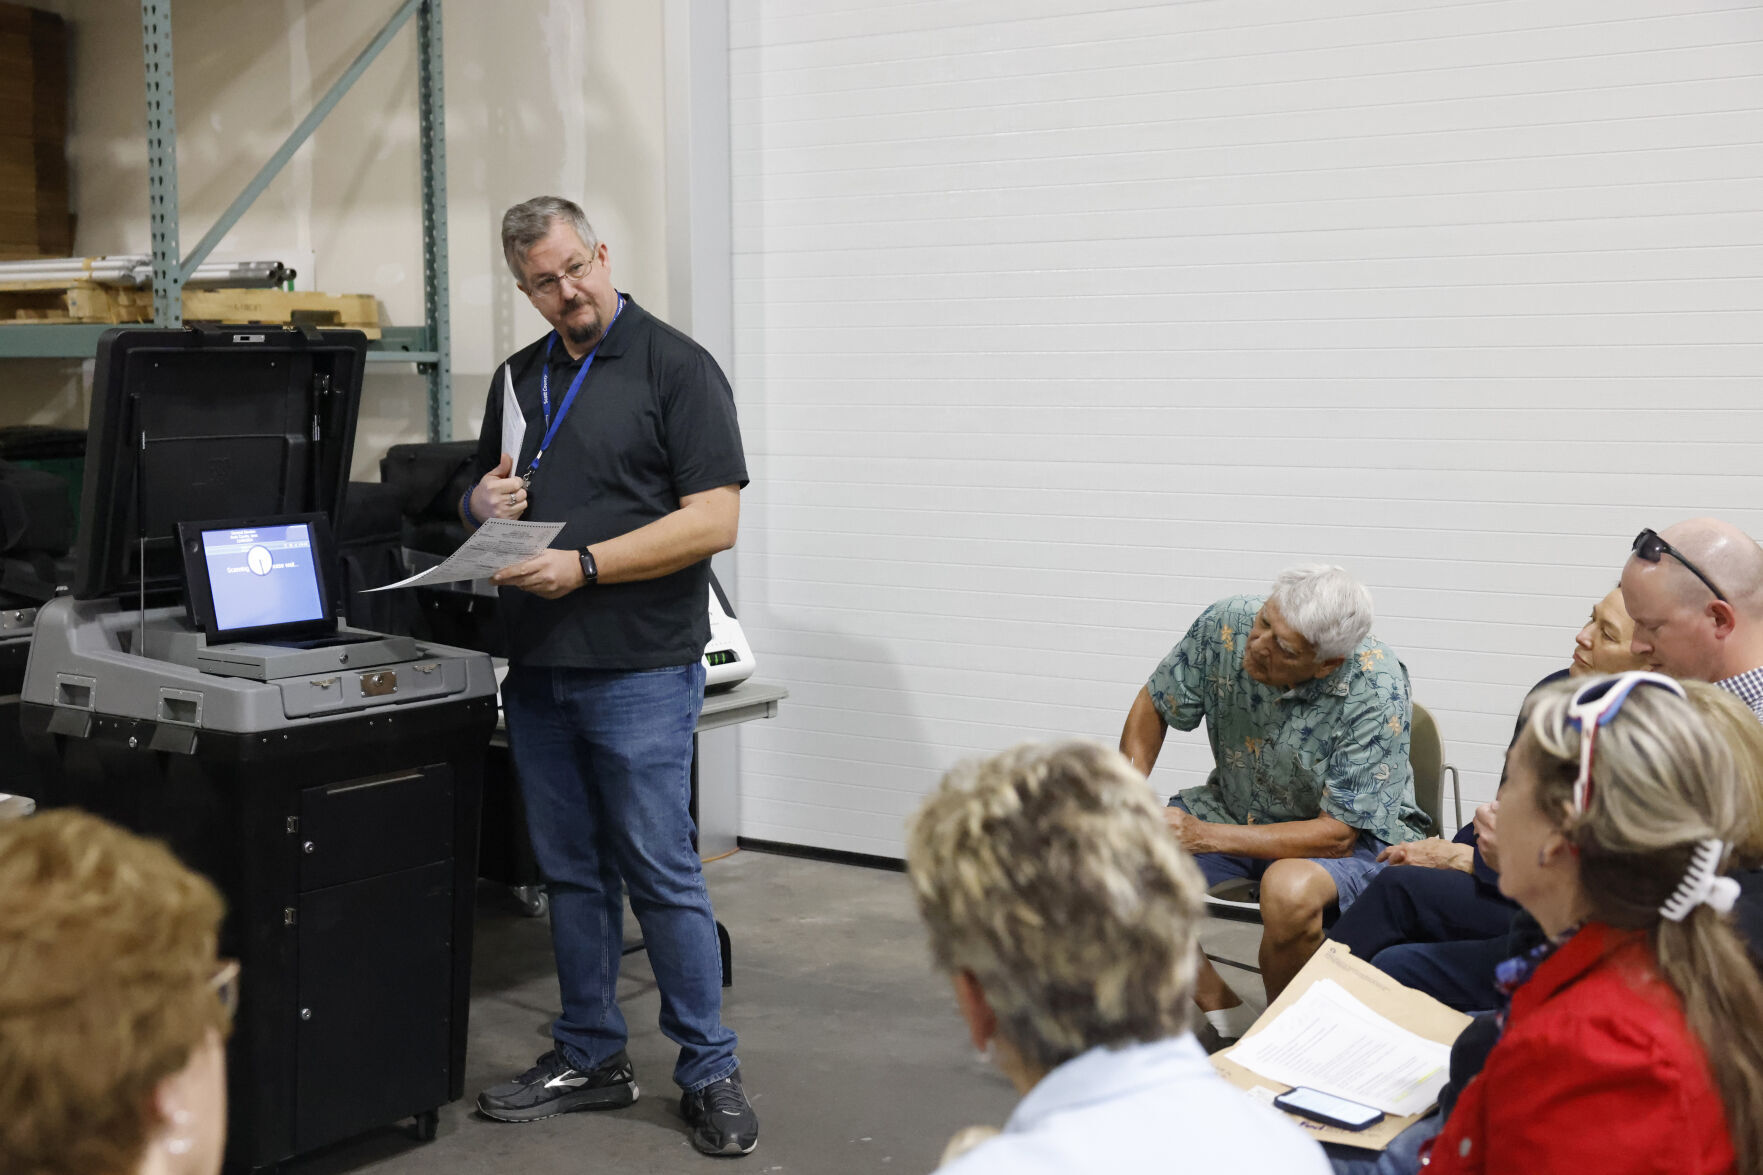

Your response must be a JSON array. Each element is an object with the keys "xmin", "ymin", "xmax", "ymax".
[{"xmin": 936, "ymin": 1034, "xmax": 1330, "ymax": 1175}]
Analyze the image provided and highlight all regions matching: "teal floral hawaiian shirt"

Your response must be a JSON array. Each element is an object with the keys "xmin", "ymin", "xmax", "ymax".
[{"xmin": 1147, "ymin": 594, "xmax": 1427, "ymax": 847}]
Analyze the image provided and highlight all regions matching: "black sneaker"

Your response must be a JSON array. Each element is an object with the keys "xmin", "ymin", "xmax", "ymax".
[
  {"xmin": 477, "ymin": 1049, "xmax": 638, "ymax": 1123},
  {"xmin": 680, "ymin": 1069, "xmax": 759, "ymax": 1156}
]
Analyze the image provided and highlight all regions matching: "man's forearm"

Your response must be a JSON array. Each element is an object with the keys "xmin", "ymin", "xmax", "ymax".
[
  {"xmin": 592, "ymin": 486, "xmax": 738, "ymax": 585},
  {"xmin": 1184, "ymin": 814, "xmax": 1359, "ymax": 860}
]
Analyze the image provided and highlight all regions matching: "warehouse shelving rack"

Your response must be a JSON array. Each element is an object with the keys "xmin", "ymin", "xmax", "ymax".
[{"xmin": 0, "ymin": 0, "xmax": 455, "ymax": 442}]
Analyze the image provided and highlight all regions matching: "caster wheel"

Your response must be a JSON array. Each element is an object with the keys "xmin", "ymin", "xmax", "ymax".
[
  {"xmin": 413, "ymin": 1109, "xmax": 439, "ymax": 1142},
  {"xmin": 511, "ymin": 885, "xmax": 548, "ymax": 918}
]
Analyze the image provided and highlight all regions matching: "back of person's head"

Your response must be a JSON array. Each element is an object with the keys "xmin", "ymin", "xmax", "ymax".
[
  {"xmin": 1692, "ymin": 687, "xmax": 1763, "ymax": 868},
  {"xmin": 905, "ymin": 740, "xmax": 1205, "ymax": 1074},
  {"xmin": 0, "ymin": 810, "xmax": 229, "ymax": 1175},
  {"xmin": 1266, "ymin": 564, "xmax": 1375, "ymax": 661},
  {"xmin": 1521, "ymin": 678, "xmax": 1763, "ymax": 1170}
]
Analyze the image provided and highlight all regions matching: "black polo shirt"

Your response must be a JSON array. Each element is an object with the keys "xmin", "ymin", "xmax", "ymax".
[{"xmin": 471, "ymin": 295, "xmax": 747, "ymax": 669}]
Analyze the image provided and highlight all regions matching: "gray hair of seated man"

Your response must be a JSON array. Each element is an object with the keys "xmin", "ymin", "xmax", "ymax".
[
  {"xmin": 1267, "ymin": 564, "xmax": 1375, "ymax": 662},
  {"xmin": 500, "ymin": 196, "xmax": 599, "ymax": 284},
  {"xmin": 906, "ymin": 740, "xmax": 1206, "ymax": 1075}
]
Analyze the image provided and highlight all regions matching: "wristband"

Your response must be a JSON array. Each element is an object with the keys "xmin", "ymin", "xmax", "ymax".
[{"xmin": 461, "ymin": 487, "xmax": 480, "ymax": 527}]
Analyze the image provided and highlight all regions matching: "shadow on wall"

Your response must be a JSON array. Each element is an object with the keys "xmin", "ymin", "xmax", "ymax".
[
  {"xmin": 740, "ymin": 603, "xmax": 938, "ymax": 857},
  {"xmin": 477, "ymin": 0, "xmax": 667, "ymax": 364}
]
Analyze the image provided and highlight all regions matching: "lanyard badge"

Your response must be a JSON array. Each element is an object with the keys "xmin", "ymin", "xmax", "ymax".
[{"xmin": 522, "ymin": 295, "xmax": 624, "ymax": 490}]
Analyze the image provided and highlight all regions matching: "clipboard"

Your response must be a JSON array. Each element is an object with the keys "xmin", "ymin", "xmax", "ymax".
[{"xmin": 1212, "ymin": 941, "xmax": 1472, "ymax": 1150}]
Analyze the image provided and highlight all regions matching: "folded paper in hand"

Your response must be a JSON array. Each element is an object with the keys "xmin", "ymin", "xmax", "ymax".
[{"xmin": 500, "ymin": 364, "xmax": 525, "ymax": 465}]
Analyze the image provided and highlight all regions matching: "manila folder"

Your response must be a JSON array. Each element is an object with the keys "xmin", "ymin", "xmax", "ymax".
[{"xmin": 1213, "ymin": 940, "xmax": 1473, "ymax": 1151}]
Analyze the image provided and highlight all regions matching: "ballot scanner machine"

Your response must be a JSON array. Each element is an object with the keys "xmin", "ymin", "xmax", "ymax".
[
  {"xmin": 0, "ymin": 443, "xmax": 82, "ymax": 806},
  {"xmin": 20, "ymin": 327, "xmax": 499, "ymax": 1171}
]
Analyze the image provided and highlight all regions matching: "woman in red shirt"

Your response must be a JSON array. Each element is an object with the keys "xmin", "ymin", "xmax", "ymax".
[{"xmin": 1427, "ymin": 672, "xmax": 1763, "ymax": 1175}]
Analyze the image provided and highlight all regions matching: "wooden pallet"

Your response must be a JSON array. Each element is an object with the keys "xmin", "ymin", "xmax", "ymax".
[{"xmin": 0, "ymin": 280, "xmax": 381, "ymax": 337}]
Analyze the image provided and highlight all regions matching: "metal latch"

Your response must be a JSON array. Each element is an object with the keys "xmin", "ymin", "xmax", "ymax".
[{"xmin": 360, "ymin": 670, "xmax": 397, "ymax": 697}]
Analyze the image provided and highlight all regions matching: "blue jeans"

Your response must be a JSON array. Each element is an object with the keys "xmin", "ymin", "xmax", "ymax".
[{"xmin": 503, "ymin": 662, "xmax": 738, "ymax": 1092}]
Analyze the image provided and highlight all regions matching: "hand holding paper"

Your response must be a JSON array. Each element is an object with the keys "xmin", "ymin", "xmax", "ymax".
[
  {"xmin": 473, "ymin": 453, "xmax": 527, "ymax": 523},
  {"xmin": 367, "ymin": 518, "xmax": 566, "ymax": 592},
  {"xmin": 492, "ymin": 547, "xmax": 585, "ymax": 600}
]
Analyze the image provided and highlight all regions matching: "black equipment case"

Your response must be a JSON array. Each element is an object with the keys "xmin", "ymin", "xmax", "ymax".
[{"xmin": 19, "ymin": 326, "xmax": 499, "ymax": 1171}]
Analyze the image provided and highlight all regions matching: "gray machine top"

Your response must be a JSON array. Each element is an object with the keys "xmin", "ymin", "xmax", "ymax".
[
  {"xmin": 23, "ymin": 596, "xmax": 497, "ymax": 733},
  {"xmin": 20, "ymin": 326, "xmax": 497, "ymax": 737}
]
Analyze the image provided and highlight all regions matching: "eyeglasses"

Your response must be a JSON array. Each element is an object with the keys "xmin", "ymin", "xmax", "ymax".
[
  {"xmin": 210, "ymin": 958, "xmax": 240, "ymax": 1021},
  {"xmin": 1632, "ymin": 529, "xmax": 1728, "ymax": 603},
  {"xmin": 1564, "ymin": 671, "xmax": 1686, "ymax": 813},
  {"xmin": 527, "ymin": 255, "xmax": 596, "ymax": 301}
]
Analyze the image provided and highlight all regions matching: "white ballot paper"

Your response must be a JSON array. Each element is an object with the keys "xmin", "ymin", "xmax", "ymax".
[
  {"xmin": 500, "ymin": 364, "xmax": 526, "ymax": 463},
  {"xmin": 1223, "ymin": 978, "xmax": 1453, "ymax": 1117},
  {"xmin": 366, "ymin": 518, "xmax": 564, "ymax": 592}
]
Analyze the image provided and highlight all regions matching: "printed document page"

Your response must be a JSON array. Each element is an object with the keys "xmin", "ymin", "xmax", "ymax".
[
  {"xmin": 1224, "ymin": 978, "xmax": 1453, "ymax": 1116},
  {"xmin": 500, "ymin": 364, "xmax": 526, "ymax": 463},
  {"xmin": 367, "ymin": 518, "xmax": 565, "ymax": 591}
]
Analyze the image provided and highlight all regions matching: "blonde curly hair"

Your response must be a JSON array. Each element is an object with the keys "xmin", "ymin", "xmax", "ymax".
[
  {"xmin": 906, "ymin": 740, "xmax": 1206, "ymax": 1072},
  {"xmin": 0, "ymin": 810, "xmax": 227, "ymax": 1175}
]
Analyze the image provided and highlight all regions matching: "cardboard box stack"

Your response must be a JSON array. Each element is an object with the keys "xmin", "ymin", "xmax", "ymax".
[{"xmin": 0, "ymin": 2, "xmax": 69, "ymax": 259}]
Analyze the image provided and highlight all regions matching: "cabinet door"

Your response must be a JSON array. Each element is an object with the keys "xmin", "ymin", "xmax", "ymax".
[
  {"xmin": 299, "ymin": 763, "xmax": 454, "ymax": 891},
  {"xmin": 294, "ymin": 860, "xmax": 453, "ymax": 1151}
]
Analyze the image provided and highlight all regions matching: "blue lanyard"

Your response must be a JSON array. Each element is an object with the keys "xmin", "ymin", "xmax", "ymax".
[{"xmin": 526, "ymin": 295, "xmax": 623, "ymax": 486}]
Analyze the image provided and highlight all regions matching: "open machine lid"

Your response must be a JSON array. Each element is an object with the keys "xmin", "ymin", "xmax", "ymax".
[{"xmin": 73, "ymin": 325, "xmax": 366, "ymax": 602}]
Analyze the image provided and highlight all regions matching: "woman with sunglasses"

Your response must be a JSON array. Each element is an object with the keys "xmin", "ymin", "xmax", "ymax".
[
  {"xmin": 1424, "ymin": 672, "xmax": 1763, "ymax": 1174},
  {"xmin": 0, "ymin": 810, "xmax": 235, "ymax": 1175}
]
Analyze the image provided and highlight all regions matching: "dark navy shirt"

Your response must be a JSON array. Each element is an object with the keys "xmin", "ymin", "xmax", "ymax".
[{"xmin": 471, "ymin": 295, "xmax": 747, "ymax": 669}]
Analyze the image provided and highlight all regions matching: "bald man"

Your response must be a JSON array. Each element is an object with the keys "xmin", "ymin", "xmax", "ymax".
[{"xmin": 1620, "ymin": 517, "xmax": 1763, "ymax": 719}]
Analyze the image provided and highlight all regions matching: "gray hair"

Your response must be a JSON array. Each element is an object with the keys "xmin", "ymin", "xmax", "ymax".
[
  {"xmin": 905, "ymin": 740, "xmax": 1206, "ymax": 1072},
  {"xmin": 1267, "ymin": 564, "xmax": 1375, "ymax": 661},
  {"xmin": 500, "ymin": 196, "xmax": 599, "ymax": 283}
]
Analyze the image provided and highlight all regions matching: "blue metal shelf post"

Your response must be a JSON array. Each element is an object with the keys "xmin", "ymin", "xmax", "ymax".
[{"xmin": 14, "ymin": 0, "xmax": 451, "ymax": 433}]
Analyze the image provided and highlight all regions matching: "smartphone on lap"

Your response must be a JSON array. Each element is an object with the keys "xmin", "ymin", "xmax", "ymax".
[{"xmin": 1273, "ymin": 1086, "xmax": 1385, "ymax": 1131}]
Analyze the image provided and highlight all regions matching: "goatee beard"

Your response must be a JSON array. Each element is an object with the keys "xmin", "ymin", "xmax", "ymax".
[{"xmin": 565, "ymin": 319, "xmax": 603, "ymax": 348}]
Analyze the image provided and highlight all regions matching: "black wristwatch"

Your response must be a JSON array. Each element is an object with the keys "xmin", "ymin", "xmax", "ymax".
[{"xmin": 578, "ymin": 547, "xmax": 599, "ymax": 585}]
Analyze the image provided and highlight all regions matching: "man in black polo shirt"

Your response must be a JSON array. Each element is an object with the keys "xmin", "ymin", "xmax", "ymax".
[{"xmin": 462, "ymin": 196, "xmax": 755, "ymax": 1156}]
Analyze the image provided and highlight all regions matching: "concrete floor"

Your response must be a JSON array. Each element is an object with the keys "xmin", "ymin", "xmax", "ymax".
[{"xmin": 283, "ymin": 850, "xmax": 1268, "ymax": 1175}]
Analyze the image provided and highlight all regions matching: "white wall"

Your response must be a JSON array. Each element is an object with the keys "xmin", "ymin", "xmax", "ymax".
[
  {"xmin": 10, "ymin": 0, "xmax": 670, "ymax": 477},
  {"xmin": 729, "ymin": 0, "xmax": 1763, "ymax": 857}
]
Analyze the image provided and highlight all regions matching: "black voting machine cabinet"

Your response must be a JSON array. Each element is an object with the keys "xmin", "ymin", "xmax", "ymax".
[{"xmin": 19, "ymin": 327, "xmax": 500, "ymax": 1172}]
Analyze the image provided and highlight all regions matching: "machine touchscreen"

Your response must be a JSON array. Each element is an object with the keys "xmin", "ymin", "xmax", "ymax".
[{"xmin": 178, "ymin": 514, "xmax": 339, "ymax": 643}]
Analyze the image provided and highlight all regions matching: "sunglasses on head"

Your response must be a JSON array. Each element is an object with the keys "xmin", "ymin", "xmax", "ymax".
[
  {"xmin": 1564, "ymin": 671, "xmax": 1686, "ymax": 813},
  {"xmin": 1632, "ymin": 529, "xmax": 1728, "ymax": 603}
]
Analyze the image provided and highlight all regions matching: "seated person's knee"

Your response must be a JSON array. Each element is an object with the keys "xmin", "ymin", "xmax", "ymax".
[{"xmin": 1259, "ymin": 859, "xmax": 1336, "ymax": 931}]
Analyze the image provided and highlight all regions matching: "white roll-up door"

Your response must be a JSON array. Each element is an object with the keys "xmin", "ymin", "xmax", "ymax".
[{"xmin": 729, "ymin": 1, "xmax": 1763, "ymax": 857}]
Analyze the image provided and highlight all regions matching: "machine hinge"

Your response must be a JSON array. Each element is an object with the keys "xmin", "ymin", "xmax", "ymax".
[
  {"xmin": 285, "ymin": 816, "xmax": 299, "ymax": 834},
  {"xmin": 283, "ymin": 907, "xmax": 297, "ymax": 927}
]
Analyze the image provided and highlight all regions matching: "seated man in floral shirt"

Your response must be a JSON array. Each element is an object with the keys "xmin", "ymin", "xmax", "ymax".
[{"xmin": 1119, "ymin": 565, "xmax": 1427, "ymax": 1042}]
